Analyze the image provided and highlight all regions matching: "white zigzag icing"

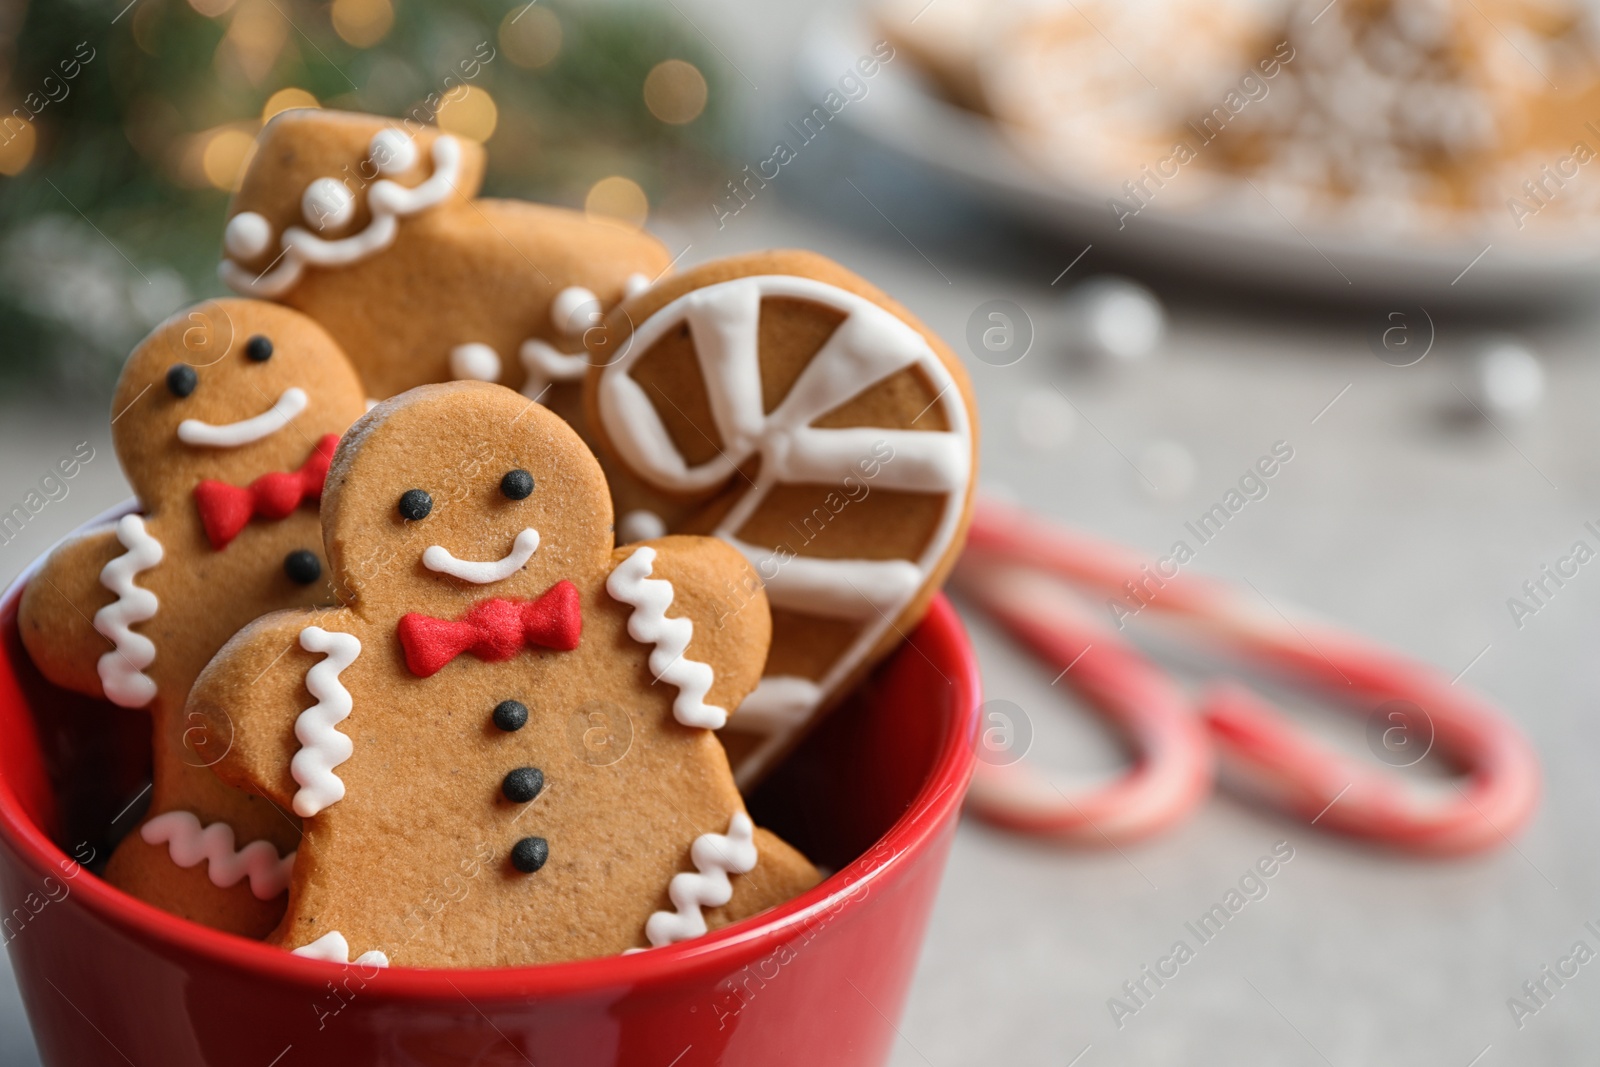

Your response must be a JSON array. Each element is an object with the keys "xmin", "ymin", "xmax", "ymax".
[
  {"xmin": 643, "ymin": 812, "xmax": 758, "ymax": 947},
  {"xmin": 140, "ymin": 810, "xmax": 295, "ymax": 900},
  {"xmin": 93, "ymin": 514, "xmax": 164, "ymax": 708},
  {"xmin": 292, "ymin": 931, "xmax": 388, "ymax": 967},
  {"xmin": 605, "ymin": 546, "xmax": 725, "ymax": 729},
  {"xmin": 291, "ymin": 626, "xmax": 361, "ymax": 818}
]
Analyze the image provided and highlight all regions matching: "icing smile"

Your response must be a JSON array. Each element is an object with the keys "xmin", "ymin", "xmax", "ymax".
[
  {"xmin": 178, "ymin": 387, "xmax": 308, "ymax": 448},
  {"xmin": 423, "ymin": 528, "xmax": 541, "ymax": 584},
  {"xmin": 220, "ymin": 133, "xmax": 463, "ymax": 300}
]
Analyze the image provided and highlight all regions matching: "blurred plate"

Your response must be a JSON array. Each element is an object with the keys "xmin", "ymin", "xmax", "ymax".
[{"xmin": 799, "ymin": 12, "xmax": 1600, "ymax": 304}]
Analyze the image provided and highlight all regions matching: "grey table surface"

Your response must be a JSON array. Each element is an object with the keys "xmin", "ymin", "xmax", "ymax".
[{"xmin": 7, "ymin": 2, "xmax": 1600, "ymax": 1064}]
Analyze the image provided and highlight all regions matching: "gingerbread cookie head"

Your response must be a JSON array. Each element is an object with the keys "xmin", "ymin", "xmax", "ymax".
[
  {"xmin": 216, "ymin": 108, "xmax": 672, "ymax": 408},
  {"xmin": 220, "ymin": 109, "xmax": 486, "ymax": 301},
  {"xmin": 113, "ymin": 299, "xmax": 367, "ymax": 519},
  {"xmin": 585, "ymin": 250, "xmax": 978, "ymax": 784},
  {"xmin": 191, "ymin": 381, "xmax": 818, "ymax": 965},
  {"xmin": 323, "ymin": 380, "xmax": 614, "ymax": 617}
]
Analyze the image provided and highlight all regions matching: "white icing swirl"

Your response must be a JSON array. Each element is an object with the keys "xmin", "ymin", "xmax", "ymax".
[
  {"xmin": 219, "ymin": 134, "xmax": 463, "ymax": 299},
  {"xmin": 606, "ymin": 546, "xmax": 725, "ymax": 730},
  {"xmin": 177, "ymin": 387, "xmax": 307, "ymax": 449},
  {"xmin": 291, "ymin": 626, "xmax": 361, "ymax": 818},
  {"xmin": 140, "ymin": 810, "xmax": 295, "ymax": 900},
  {"xmin": 642, "ymin": 812, "xmax": 757, "ymax": 947},
  {"xmin": 292, "ymin": 931, "xmax": 388, "ymax": 968},
  {"xmin": 93, "ymin": 514, "xmax": 164, "ymax": 708}
]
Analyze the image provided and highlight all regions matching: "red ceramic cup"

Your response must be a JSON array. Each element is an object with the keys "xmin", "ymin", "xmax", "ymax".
[{"xmin": 0, "ymin": 529, "xmax": 979, "ymax": 1067}]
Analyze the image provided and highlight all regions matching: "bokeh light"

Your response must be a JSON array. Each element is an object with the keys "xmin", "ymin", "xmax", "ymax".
[
  {"xmin": 499, "ymin": 6, "xmax": 563, "ymax": 70},
  {"xmin": 200, "ymin": 128, "xmax": 256, "ymax": 190},
  {"xmin": 585, "ymin": 175, "xmax": 648, "ymax": 228},
  {"xmin": 262, "ymin": 88, "xmax": 318, "ymax": 123},
  {"xmin": 643, "ymin": 60, "xmax": 707, "ymax": 125},
  {"xmin": 331, "ymin": 0, "xmax": 394, "ymax": 48},
  {"xmin": 436, "ymin": 86, "xmax": 498, "ymax": 142},
  {"xmin": 0, "ymin": 120, "xmax": 37, "ymax": 177},
  {"xmin": 187, "ymin": 0, "xmax": 238, "ymax": 16}
]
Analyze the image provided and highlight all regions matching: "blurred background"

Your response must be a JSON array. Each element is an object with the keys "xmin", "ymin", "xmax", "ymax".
[{"xmin": 7, "ymin": 0, "xmax": 1600, "ymax": 1063}]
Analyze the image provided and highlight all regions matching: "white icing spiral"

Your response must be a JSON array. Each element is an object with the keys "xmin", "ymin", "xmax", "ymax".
[
  {"xmin": 93, "ymin": 514, "xmax": 164, "ymax": 708},
  {"xmin": 292, "ymin": 931, "xmax": 388, "ymax": 967},
  {"xmin": 605, "ymin": 546, "xmax": 726, "ymax": 729},
  {"xmin": 643, "ymin": 812, "xmax": 758, "ymax": 947},
  {"xmin": 140, "ymin": 810, "xmax": 295, "ymax": 900},
  {"xmin": 291, "ymin": 626, "xmax": 361, "ymax": 818}
]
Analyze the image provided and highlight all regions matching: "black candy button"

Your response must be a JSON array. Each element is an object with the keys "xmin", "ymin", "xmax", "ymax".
[
  {"xmin": 500, "ymin": 469, "xmax": 534, "ymax": 500},
  {"xmin": 493, "ymin": 700, "xmax": 528, "ymax": 732},
  {"xmin": 245, "ymin": 334, "xmax": 274, "ymax": 362},
  {"xmin": 502, "ymin": 767, "xmax": 543, "ymax": 803},
  {"xmin": 511, "ymin": 836, "xmax": 549, "ymax": 873},
  {"xmin": 397, "ymin": 489, "xmax": 432, "ymax": 521},
  {"xmin": 166, "ymin": 364, "xmax": 197, "ymax": 398},
  {"xmin": 284, "ymin": 549, "xmax": 321, "ymax": 585}
]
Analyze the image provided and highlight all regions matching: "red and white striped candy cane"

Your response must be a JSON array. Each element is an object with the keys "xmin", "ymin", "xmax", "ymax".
[{"xmin": 956, "ymin": 499, "xmax": 1540, "ymax": 855}]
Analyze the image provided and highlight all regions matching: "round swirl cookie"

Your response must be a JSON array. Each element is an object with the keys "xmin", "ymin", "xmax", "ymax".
[{"xmin": 584, "ymin": 250, "xmax": 979, "ymax": 785}]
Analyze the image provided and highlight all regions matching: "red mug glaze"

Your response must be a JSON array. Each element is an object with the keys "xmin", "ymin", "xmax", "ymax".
[{"xmin": 0, "ymin": 525, "xmax": 980, "ymax": 1067}]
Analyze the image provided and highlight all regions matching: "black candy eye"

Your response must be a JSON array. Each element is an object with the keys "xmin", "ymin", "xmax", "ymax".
[
  {"xmin": 245, "ymin": 335, "xmax": 274, "ymax": 362},
  {"xmin": 166, "ymin": 364, "xmax": 198, "ymax": 398},
  {"xmin": 284, "ymin": 549, "xmax": 322, "ymax": 585},
  {"xmin": 502, "ymin": 767, "xmax": 544, "ymax": 803},
  {"xmin": 511, "ymin": 836, "xmax": 549, "ymax": 873},
  {"xmin": 398, "ymin": 489, "xmax": 433, "ymax": 521},
  {"xmin": 493, "ymin": 700, "xmax": 528, "ymax": 731},
  {"xmin": 500, "ymin": 469, "xmax": 534, "ymax": 500}
]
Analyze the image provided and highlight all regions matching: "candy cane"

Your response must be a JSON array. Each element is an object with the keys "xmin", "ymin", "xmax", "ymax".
[
  {"xmin": 952, "ymin": 553, "xmax": 1212, "ymax": 843},
  {"xmin": 959, "ymin": 499, "xmax": 1541, "ymax": 855}
]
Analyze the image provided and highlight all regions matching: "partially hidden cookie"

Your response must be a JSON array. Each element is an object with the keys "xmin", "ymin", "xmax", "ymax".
[
  {"xmin": 584, "ymin": 251, "xmax": 978, "ymax": 785},
  {"xmin": 188, "ymin": 381, "xmax": 819, "ymax": 967},
  {"xmin": 218, "ymin": 108, "xmax": 674, "ymax": 426},
  {"xmin": 18, "ymin": 299, "xmax": 368, "ymax": 936}
]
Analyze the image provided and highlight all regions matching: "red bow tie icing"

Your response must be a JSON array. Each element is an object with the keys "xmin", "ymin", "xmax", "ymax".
[
  {"xmin": 397, "ymin": 583, "xmax": 583, "ymax": 678},
  {"xmin": 192, "ymin": 434, "xmax": 340, "ymax": 550}
]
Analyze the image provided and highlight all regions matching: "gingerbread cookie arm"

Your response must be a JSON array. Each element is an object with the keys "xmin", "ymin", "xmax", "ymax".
[
  {"xmin": 707, "ymin": 826, "xmax": 822, "ymax": 929},
  {"xmin": 606, "ymin": 535, "xmax": 771, "ymax": 729},
  {"xmin": 18, "ymin": 525, "xmax": 131, "ymax": 701},
  {"xmin": 189, "ymin": 607, "xmax": 350, "ymax": 813}
]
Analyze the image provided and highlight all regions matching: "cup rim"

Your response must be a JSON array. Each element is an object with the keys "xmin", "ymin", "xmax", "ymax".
[{"xmin": 0, "ymin": 504, "xmax": 980, "ymax": 1000}]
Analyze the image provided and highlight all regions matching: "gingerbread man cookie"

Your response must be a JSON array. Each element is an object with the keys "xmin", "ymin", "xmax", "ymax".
[
  {"xmin": 19, "ymin": 299, "xmax": 368, "ymax": 936},
  {"xmin": 218, "ymin": 108, "xmax": 673, "ymax": 425},
  {"xmin": 584, "ymin": 251, "xmax": 978, "ymax": 785},
  {"xmin": 188, "ymin": 381, "xmax": 818, "ymax": 966}
]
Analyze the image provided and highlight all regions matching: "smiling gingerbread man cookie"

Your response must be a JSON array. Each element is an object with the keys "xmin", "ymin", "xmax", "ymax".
[
  {"xmin": 18, "ymin": 299, "xmax": 368, "ymax": 936},
  {"xmin": 218, "ymin": 108, "xmax": 673, "ymax": 426},
  {"xmin": 188, "ymin": 381, "xmax": 819, "ymax": 966}
]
